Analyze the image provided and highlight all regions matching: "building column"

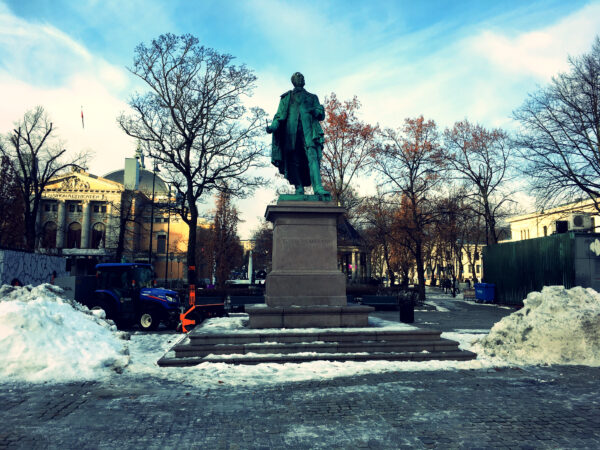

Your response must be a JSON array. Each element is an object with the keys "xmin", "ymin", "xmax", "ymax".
[
  {"xmin": 356, "ymin": 251, "xmax": 362, "ymax": 283},
  {"xmin": 81, "ymin": 201, "xmax": 91, "ymax": 248},
  {"xmin": 56, "ymin": 200, "xmax": 66, "ymax": 248},
  {"xmin": 351, "ymin": 251, "xmax": 357, "ymax": 282},
  {"xmin": 105, "ymin": 202, "xmax": 114, "ymax": 249}
]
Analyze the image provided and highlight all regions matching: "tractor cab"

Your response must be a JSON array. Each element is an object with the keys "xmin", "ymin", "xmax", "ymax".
[{"xmin": 93, "ymin": 263, "xmax": 181, "ymax": 330}]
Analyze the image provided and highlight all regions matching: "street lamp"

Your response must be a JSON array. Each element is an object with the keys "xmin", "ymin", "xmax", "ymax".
[{"xmin": 148, "ymin": 160, "xmax": 159, "ymax": 264}]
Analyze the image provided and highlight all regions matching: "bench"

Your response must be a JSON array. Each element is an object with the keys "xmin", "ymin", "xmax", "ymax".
[
  {"xmin": 360, "ymin": 295, "xmax": 399, "ymax": 310},
  {"xmin": 227, "ymin": 295, "xmax": 265, "ymax": 312},
  {"xmin": 195, "ymin": 296, "xmax": 225, "ymax": 306},
  {"xmin": 462, "ymin": 289, "xmax": 476, "ymax": 299}
]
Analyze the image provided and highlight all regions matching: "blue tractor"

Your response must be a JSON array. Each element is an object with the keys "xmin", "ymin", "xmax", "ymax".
[{"xmin": 87, "ymin": 263, "xmax": 181, "ymax": 331}]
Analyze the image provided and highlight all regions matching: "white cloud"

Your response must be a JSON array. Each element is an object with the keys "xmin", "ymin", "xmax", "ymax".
[
  {"xmin": 0, "ymin": 6, "xmax": 136, "ymax": 177},
  {"xmin": 469, "ymin": 2, "xmax": 600, "ymax": 81}
]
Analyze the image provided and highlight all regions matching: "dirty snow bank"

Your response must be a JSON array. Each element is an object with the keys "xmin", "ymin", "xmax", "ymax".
[
  {"xmin": 0, "ymin": 284, "xmax": 130, "ymax": 383},
  {"xmin": 479, "ymin": 286, "xmax": 600, "ymax": 366}
]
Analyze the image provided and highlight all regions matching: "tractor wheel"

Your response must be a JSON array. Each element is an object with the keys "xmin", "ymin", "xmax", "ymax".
[{"xmin": 138, "ymin": 309, "xmax": 160, "ymax": 331}]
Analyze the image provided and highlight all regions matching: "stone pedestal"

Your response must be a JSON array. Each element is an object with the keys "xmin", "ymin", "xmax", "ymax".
[{"xmin": 248, "ymin": 201, "xmax": 372, "ymax": 328}]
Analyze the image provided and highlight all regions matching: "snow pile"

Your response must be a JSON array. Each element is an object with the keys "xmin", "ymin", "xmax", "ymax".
[
  {"xmin": 0, "ymin": 284, "xmax": 130, "ymax": 383},
  {"xmin": 479, "ymin": 286, "xmax": 600, "ymax": 366}
]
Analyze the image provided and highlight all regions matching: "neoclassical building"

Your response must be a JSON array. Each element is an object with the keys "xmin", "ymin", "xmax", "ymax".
[{"xmin": 37, "ymin": 155, "xmax": 191, "ymax": 281}]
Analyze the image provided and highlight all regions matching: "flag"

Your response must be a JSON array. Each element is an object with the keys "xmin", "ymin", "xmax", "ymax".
[{"xmin": 81, "ymin": 107, "xmax": 84, "ymax": 129}]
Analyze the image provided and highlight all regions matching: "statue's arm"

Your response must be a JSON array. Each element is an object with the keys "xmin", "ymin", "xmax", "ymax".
[{"xmin": 312, "ymin": 95, "xmax": 325, "ymax": 121}]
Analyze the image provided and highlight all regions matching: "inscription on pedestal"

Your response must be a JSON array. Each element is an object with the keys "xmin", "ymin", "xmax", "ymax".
[{"xmin": 280, "ymin": 238, "xmax": 335, "ymax": 251}]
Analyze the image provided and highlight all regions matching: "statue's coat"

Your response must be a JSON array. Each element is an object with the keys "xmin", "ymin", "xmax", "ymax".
[{"xmin": 270, "ymin": 88, "xmax": 325, "ymax": 187}]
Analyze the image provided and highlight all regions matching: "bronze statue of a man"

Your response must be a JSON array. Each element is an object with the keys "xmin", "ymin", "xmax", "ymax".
[{"xmin": 266, "ymin": 72, "xmax": 329, "ymax": 196}]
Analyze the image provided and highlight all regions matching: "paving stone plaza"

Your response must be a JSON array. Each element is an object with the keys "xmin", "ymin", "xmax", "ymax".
[{"xmin": 1, "ymin": 294, "xmax": 600, "ymax": 449}]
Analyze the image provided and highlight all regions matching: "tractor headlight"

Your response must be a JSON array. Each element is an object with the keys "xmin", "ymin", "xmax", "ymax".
[{"xmin": 165, "ymin": 295, "xmax": 178, "ymax": 304}]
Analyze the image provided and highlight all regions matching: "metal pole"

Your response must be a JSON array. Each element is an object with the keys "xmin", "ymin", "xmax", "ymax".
[
  {"xmin": 164, "ymin": 184, "xmax": 171, "ymax": 284},
  {"xmin": 148, "ymin": 161, "xmax": 157, "ymax": 264}
]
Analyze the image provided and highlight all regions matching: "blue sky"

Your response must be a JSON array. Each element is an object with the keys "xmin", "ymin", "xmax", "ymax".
[{"xmin": 1, "ymin": 0, "xmax": 599, "ymax": 237}]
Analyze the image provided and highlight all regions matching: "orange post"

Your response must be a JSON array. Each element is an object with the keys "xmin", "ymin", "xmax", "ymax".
[{"xmin": 180, "ymin": 265, "xmax": 197, "ymax": 333}]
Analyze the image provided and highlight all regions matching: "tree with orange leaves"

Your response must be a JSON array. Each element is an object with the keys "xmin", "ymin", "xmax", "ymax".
[
  {"xmin": 321, "ymin": 93, "xmax": 377, "ymax": 214},
  {"xmin": 371, "ymin": 116, "xmax": 444, "ymax": 300}
]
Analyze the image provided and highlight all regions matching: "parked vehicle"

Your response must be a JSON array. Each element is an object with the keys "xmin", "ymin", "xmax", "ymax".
[{"xmin": 56, "ymin": 263, "xmax": 183, "ymax": 331}]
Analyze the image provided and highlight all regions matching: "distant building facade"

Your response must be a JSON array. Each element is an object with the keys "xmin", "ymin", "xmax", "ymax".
[
  {"xmin": 507, "ymin": 199, "xmax": 598, "ymax": 242},
  {"xmin": 37, "ymin": 156, "xmax": 196, "ymax": 282}
]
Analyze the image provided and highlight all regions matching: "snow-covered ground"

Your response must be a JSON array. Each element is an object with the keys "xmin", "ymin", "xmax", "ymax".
[{"xmin": 2, "ymin": 283, "xmax": 599, "ymax": 386}]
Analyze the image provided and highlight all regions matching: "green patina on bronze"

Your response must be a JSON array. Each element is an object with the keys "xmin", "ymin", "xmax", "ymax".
[{"xmin": 266, "ymin": 72, "xmax": 330, "ymax": 201}]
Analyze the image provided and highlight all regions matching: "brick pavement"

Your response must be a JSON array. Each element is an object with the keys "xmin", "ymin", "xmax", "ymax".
[{"xmin": 1, "ymin": 365, "xmax": 599, "ymax": 449}]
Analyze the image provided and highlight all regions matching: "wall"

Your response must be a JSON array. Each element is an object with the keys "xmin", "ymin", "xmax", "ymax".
[
  {"xmin": 0, "ymin": 249, "xmax": 68, "ymax": 286},
  {"xmin": 482, "ymin": 233, "xmax": 600, "ymax": 305}
]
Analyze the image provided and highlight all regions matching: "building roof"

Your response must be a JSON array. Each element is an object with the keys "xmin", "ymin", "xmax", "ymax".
[
  {"xmin": 103, "ymin": 168, "xmax": 168, "ymax": 195},
  {"xmin": 337, "ymin": 217, "xmax": 366, "ymax": 248}
]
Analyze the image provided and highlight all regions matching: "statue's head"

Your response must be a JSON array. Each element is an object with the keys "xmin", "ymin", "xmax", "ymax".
[{"xmin": 291, "ymin": 72, "xmax": 305, "ymax": 88}]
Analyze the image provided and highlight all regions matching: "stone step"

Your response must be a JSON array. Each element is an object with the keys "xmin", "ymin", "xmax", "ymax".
[
  {"xmin": 157, "ymin": 350, "xmax": 477, "ymax": 367},
  {"xmin": 188, "ymin": 329, "xmax": 443, "ymax": 346},
  {"xmin": 173, "ymin": 339, "xmax": 461, "ymax": 358}
]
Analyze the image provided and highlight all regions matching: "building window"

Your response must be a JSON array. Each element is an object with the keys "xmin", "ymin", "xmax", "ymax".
[
  {"xmin": 67, "ymin": 222, "xmax": 81, "ymax": 248},
  {"xmin": 69, "ymin": 203, "xmax": 82, "ymax": 213},
  {"xmin": 93, "ymin": 204, "xmax": 108, "ymax": 213},
  {"xmin": 157, "ymin": 235, "xmax": 166, "ymax": 254},
  {"xmin": 476, "ymin": 264, "xmax": 481, "ymax": 273},
  {"xmin": 91, "ymin": 222, "xmax": 105, "ymax": 249},
  {"xmin": 45, "ymin": 203, "xmax": 50, "ymax": 212},
  {"xmin": 41, "ymin": 221, "xmax": 57, "ymax": 248}
]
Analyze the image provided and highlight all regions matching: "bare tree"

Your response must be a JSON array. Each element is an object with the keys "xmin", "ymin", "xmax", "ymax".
[
  {"xmin": 251, "ymin": 220, "xmax": 273, "ymax": 274},
  {"xmin": 513, "ymin": 36, "xmax": 600, "ymax": 211},
  {"xmin": 444, "ymin": 120, "xmax": 515, "ymax": 245},
  {"xmin": 0, "ymin": 106, "xmax": 87, "ymax": 250},
  {"xmin": 118, "ymin": 34, "xmax": 267, "ymax": 284},
  {"xmin": 211, "ymin": 191, "xmax": 243, "ymax": 288},
  {"xmin": 358, "ymin": 190, "xmax": 398, "ymax": 286},
  {"xmin": 109, "ymin": 191, "xmax": 144, "ymax": 262},
  {"xmin": 0, "ymin": 156, "xmax": 25, "ymax": 249},
  {"xmin": 371, "ymin": 116, "xmax": 444, "ymax": 300},
  {"xmin": 321, "ymin": 93, "xmax": 377, "ymax": 215}
]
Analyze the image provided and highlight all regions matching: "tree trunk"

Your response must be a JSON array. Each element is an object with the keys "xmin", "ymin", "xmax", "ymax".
[
  {"xmin": 24, "ymin": 204, "xmax": 36, "ymax": 251},
  {"xmin": 383, "ymin": 241, "xmax": 395, "ymax": 286},
  {"xmin": 115, "ymin": 217, "xmax": 126, "ymax": 262},
  {"xmin": 415, "ymin": 240, "xmax": 426, "ymax": 301},
  {"xmin": 483, "ymin": 199, "xmax": 498, "ymax": 245},
  {"xmin": 187, "ymin": 207, "xmax": 198, "ymax": 286}
]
